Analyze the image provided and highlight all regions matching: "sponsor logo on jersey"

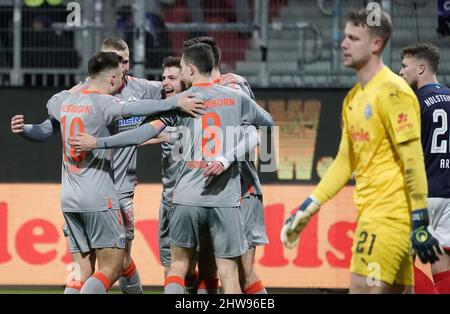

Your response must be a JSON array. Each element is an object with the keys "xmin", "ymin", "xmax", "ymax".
[
  {"xmin": 116, "ymin": 116, "xmax": 143, "ymax": 127},
  {"xmin": 364, "ymin": 104, "xmax": 372, "ymax": 119},
  {"xmin": 350, "ymin": 125, "xmax": 370, "ymax": 142},
  {"xmin": 396, "ymin": 113, "xmax": 414, "ymax": 132},
  {"xmin": 397, "ymin": 113, "xmax": 407, "ymax": 124}
]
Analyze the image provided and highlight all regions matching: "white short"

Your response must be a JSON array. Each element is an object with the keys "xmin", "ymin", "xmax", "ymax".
[{"xmin": 427, "ymin": 198, "xmax": 450, "ymax": 250}]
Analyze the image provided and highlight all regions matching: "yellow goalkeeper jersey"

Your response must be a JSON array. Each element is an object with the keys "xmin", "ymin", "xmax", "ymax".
[{"xmin": 340, "ymin": 66, "xmax": 421, "ymax": 222}]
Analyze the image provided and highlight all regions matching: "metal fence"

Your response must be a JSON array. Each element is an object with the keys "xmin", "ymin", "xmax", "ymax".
[{"xmin": 0, "ymin": 0, "xmax": 449, "ymax": 87}]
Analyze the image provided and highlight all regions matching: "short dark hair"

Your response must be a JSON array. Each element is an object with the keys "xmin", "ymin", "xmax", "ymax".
[
  {"xmin": 347, "ymin": 8, "xmax": 392, "ymax": 50},
  {"xmin": 401, "ymin": 43, "xmax": 440, "ymax": 73},
  {"xmin": 183, "ymin": 36, "xmax": 221, "ymax": 68},
  {"xmin": 101, "ymin": 36, "xmax": 128, "ymax": 52},
  {"xmin": 162, "ymin": 56, "xmax": 181, "ymax": 71},
  {"xmin": 88, "ymin": 51, "xmax": 122, "ymax": 78},
  {"xmin": 182, "ymin": 43, "xmax": 214, "ymax": 75}
]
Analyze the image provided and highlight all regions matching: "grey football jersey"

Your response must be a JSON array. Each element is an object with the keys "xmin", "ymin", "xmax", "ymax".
[
  {"xmin": 160, "ymin": 83, "xmax": 273, "ymax": 207},
  {"xmin": 110, "ymin": 76, "xmax": 162, "ymax": 194},
  {"xmin": 160, "ymin": 126, "xmax": 179, "ymax": 206},
  {"xmin": 221, "ymin": 80, "xmax": 262, "ymax": 197},
  {"xmin": 47, "ymin": 91, "xmax": 125, "ymax": 212}
]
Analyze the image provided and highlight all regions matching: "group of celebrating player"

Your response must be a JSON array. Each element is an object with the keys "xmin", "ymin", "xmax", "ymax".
[{"xmin": 10, "ymin": 6, "xmax": 450, "ymax": 294}]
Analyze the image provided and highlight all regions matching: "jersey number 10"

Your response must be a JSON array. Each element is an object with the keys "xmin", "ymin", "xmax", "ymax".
[{"xmin": 61, "ymin": 116, "xmax": 87, "ymax": 163}]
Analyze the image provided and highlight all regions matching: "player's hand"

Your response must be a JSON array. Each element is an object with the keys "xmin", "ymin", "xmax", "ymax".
[
  {"xmin": 280, "ymin": 196, "xmax": 320, "ymax": 249},
  {"xmin": 11, "ymin": 115, "xmax": 25, "ymax": 134},
  {"xmin": 203, "ymin": 161, "xmax": 225, "ymax": 177},
  {"xmin": 69, "ymin": 132, "xmax": 96, "ymax": 152},
  {"xmin": 220, "ymin": 73, "xmax": 246, "ymax": 86},
  {"xmin": 411, "ymin": 209, "xmax": 443, "ymax": 264},
  {"xmin": 203, "ymin": 156, "xmax": 231, "ymax": 177},
  {"xmin": 177, "ymin": 94, "xmax": 206, "ymax": 118}
]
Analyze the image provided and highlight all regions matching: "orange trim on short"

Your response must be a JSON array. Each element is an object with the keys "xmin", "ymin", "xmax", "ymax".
[
  {"xmin": 192, "ymin": 82, "xmax": 214, "ymax": 87},
  {"xmin": 108, "ymin": 197, "xmax": 112, "ymax": 209},
  {"xmin": 122, "ymin": 259, "xmax": 136, "ymax": 278},
  {"xmin": 165, "ymin": 275, "xmax": 185, "ymax": 287},
  {"xmin": 66, "ymin": 280, "xmax": 84, "ymax": 291},
  {"xmin": 93, "ymin": 272, "xmax": 111, "ymax": 290},
  {"xmin": 244, "ymin": 280, "xmax": 264, "ymax": 294}
]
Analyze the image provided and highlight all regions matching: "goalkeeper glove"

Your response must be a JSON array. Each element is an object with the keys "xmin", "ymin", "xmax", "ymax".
[
  {"xmin": 280, "ymin": 196, "xmax": 320, "ymax": 249},
  {"xmin": 411, "ymin": 209, "xmax": 443, "ymax": 264}
]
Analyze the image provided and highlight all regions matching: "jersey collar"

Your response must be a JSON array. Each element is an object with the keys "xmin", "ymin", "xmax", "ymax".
[{"xmin": 192, "ymin": 82, "xmax": 214, "ymax": 87}]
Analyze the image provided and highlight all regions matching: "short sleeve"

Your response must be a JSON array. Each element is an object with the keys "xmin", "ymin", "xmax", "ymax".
[
  {"xmin": 378, "ymin": 84, "xmax": 421, "ymax": 144},
  {"xmin": 46, "ymin": 90, "xmax": 69, "ymax": 120}
]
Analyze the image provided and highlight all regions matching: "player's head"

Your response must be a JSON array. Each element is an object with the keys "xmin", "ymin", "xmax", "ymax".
[
  {"xmin": 341, "ymin": 8, "xmax": 392, "ymax": 70},
  {"xmin": 100, "ymin": 36, "xmax": 130, "ymax": 75},
  {"xmin": 399, "ymin": 43, "xmax": 440, "ymax": 90},
  {"xmin": 180, "ymin": 43, "xmax": 214, "ymax": 88},
  {"xmin": 161, "ymin": 56, "xmax": 185, "ymax": 98},
  {"xmin": 183, "ymin": 36, "xmax": 221, "ymax": 69},
  {"xmin": 88, "ymin": 51, "xmax": 124, "ymax": 94}
]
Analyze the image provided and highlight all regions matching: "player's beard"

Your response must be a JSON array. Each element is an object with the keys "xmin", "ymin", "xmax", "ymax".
[
  {"xmin": 345, "ymin": 53, "xmax": 370, "ymax": 71},
  {"xmin": 409, "ymin": 77, "xmax": 419, "ymax": 90}
]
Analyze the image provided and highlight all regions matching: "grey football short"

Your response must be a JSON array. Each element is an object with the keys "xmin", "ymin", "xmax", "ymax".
[
  {"xmin": 169, "ymin": 204, "xmax": 248, "ymax": 259},
  {"xmin": 63, "ymin": 210, "xmax": 126, "ymax": 253},
  {"xmin": 118, "ymin": 192, "xmax": 135, "ymax": 241},
  {"xmin": 158, "ymin": 201, "xmax": 172, "ymax": 267},
  {"xmin": 241, "ymin": 195, "xmax": 269, "ymax": 248}
]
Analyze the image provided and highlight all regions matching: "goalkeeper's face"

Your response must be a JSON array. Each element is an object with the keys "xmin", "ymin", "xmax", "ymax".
[{"xmin": 341, "ymin": 22, "xmax": 372, "ymax": 71}]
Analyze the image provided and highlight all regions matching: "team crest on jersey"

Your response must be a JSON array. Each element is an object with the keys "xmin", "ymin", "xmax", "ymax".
[
  {"xmin": 127, "ymin": 96, "xmax": 137, "ymax": 102},
  {"xmin": 118, "ymin": 233, "xmax": 126, "ymax": 246},
  {"xmin": 364, "ymin": 104, "xmax": 372, "ymax": 119}
]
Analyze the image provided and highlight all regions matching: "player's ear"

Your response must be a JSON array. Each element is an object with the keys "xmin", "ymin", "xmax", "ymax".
[
  {"xmin": 188, "ymin": 64, "xmax": 195, "ymax": 76},
  {"xmin": 418, "ymin": 64, "xmax": 426, "ymax": 76},
  {"xmin": 371, "ymin": 36, "xmax": 384, "ymax": 55}
]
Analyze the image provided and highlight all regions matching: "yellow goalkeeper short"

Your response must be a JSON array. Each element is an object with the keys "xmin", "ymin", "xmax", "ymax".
[{"xmin": 350, "ymin": 218, "xmax": 414, "ymax": 286}]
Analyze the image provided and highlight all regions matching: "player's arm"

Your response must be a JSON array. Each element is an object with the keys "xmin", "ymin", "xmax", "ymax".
[
  {"xmin": 381, "ymin": 91, "xmax": 442, "ymax": 264},
  {"xmin": 241, "ymin": 94, "xmax": 274, "ymax": 127},
  {"xmin": 281, "ymin": 108, "xmax": 354, "ymax": 248},
  {"xmin": 138, "ymin": 131, "xmax": 174, "ymax": 146},
  {"xmin": 120, "ymin": 92, "xmax": 205, "ymax": 119},
  {"xmin": 203, "ymin": 125, "xmax": 259, "ymax": 177},
  {"xmin": 69, "ymin": 120, "xmax": 167, "ymax": 151},
  {"xmin": 11, "ymin": 115, "xmax": 59, "ymax": 142}
]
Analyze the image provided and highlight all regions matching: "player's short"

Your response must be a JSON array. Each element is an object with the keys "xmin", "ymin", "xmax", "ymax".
[
  {"xmin": 241, "ymin": 195, "xmax": 268, "ymax": 248},
  {"xmin": 158, "ymin": 201, "xmax": 172, "ymax": 267},
  {"xmin": 63, "ymin": 209, "xmax": 126, "ymax": 253},
  {"xmin": 169, "ymin": 204, "xmax": 248, "ymax": 258},
  {"xmin": 350, "ymin": 217, "xmax": 413, "ymax": 286},
  {"xmin": 118, "ymin": 192, "xmax": 135, "ymax": 241},
  {"xmin": 427, "ymin": 198, "xmax": 450, "ymax": 250}
]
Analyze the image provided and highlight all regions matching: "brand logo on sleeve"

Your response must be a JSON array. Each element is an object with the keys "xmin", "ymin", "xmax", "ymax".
[{"xmin": 395, "ymin": 113, "xmax": 414, "ymax": 132}]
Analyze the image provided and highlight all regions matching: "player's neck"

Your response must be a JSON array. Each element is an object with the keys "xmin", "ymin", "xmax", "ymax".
[
  {"xmin": 86, "ymin": 81, "xmax": 110, "ymax": 94},
  {"xmin": 192, "ymin": 73, "xmax": 213, "ymax": 85},
  {"xmin": 357, "ymin": 56, "xmax": 385, "ymax": 88},
  {"xmin": 417, "ymin": 74, "xmax": 439, "ymax": 89},
  {"xmin": 211, "ymin": 68, "xmax": 221, "ymax": 81}
]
